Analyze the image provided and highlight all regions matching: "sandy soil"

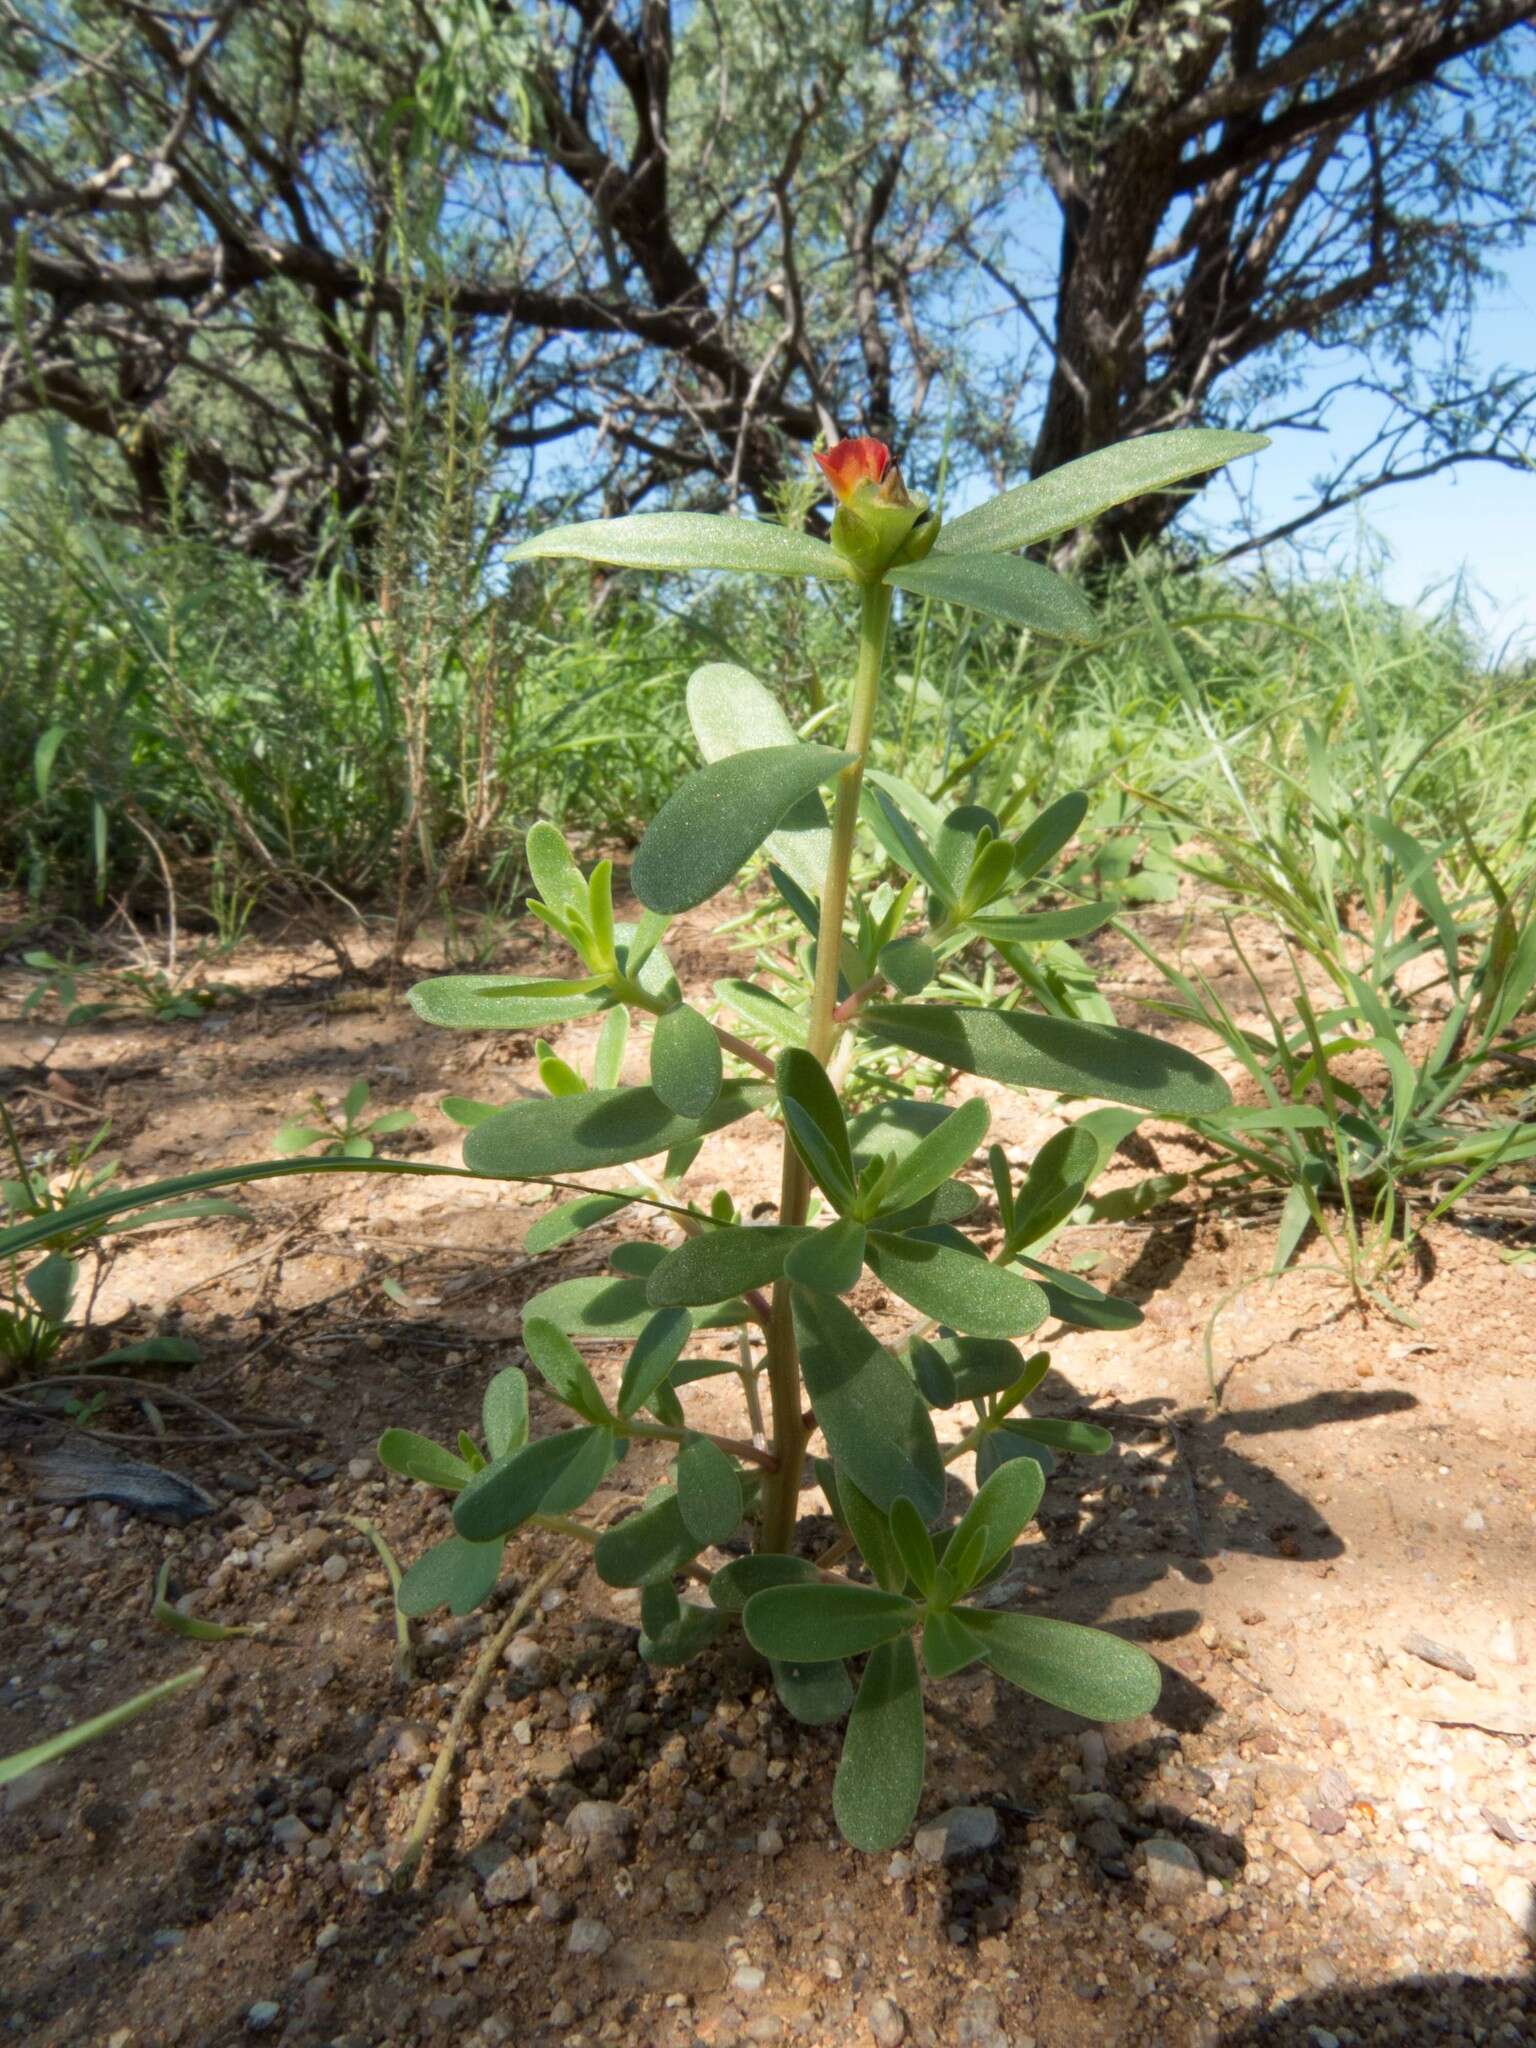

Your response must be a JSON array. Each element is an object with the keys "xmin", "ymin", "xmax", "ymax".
[{"xmin": 1, "ymin": 901, "xmax": 1532, "ymax": 2048}]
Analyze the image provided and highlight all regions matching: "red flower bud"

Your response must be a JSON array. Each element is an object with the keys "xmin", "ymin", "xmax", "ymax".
[
  {"xmin": 812, "ymin": 433, "xmax": 936, "ymax": 578},
  {"xmin": 813, "ymin": 436, "xmax": 893, "ymax": 505}
]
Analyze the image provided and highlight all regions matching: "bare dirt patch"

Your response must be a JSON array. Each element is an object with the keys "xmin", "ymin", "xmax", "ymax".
[{"xmin": 2, "ymin": 915, "xmax": 1533, "ymax": 2048}]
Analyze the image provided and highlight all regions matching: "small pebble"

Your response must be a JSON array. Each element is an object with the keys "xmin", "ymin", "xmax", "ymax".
[
  {"xmin": 483, "ymin": 1858, "xmax": 532, "ymax": 1907},
  {"xmin": 913, "ymin": 1805, "xmax": 1000, "ymax": 1865},
  {"xmin": 868, "ymin": 1994, "xmax": 908, "ymax": 2047},
  {"xmin": 246, "ymin": 2003, "xmax": 281, "ymax": 2033},
  {"xmin": 565, "ymin": 1800, "xmax": 634, "ymax": 1864},
  {"xmin": 1141, "ymin": 1838, "xmax": 1203, "ymax": 1900},
  {"xmin": 565, "ymin": 1918, "xmax": 611, "ymax": 1958},
  {"xmin": 502, "ymin": 1637, "xmax": 547, "ymax": 1685},
  {"xmin": 732, "ymin": 1964, "xmax": 767, "ymax": 1995}
]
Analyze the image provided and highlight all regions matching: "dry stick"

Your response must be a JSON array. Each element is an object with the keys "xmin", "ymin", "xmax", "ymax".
[
  {"xmin": 1165, "ymin": 1419, "xmax": 1207, "ymax": 1559},
  {"xmin": 0, "ymin": 1373, "xmax": 313, "ymax": 1474},
  {"xmin": 393, "ymin": 1546, "xmax": 576, "ymax": 1887}
]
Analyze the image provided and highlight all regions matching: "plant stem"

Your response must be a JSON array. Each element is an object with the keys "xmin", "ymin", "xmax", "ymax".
[
  {"xmin": 759, "ymin": 579, "xmax": 893, "ymax": 1554},
  {"xmin": 623, "ymin": 1418, "xmax": 779, "ymax": 1470}
]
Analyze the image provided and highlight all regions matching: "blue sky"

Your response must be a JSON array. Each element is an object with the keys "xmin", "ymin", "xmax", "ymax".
[
  {"xmin": 1205, "ymin": 236, "xmax": 1536, "ymax": 657},
  {"xmin": 936, "ymin": 159, "xmax": 1536, "ymax": 662}
]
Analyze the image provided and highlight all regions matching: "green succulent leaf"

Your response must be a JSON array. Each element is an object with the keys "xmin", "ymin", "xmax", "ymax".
[
  {"xmin": 525, "ymin": 820, "xmax": 590, "ymax": 918},
  {"xmin": 396, "ymin": 1535, "xmax": 504, "ymax": 1618},
  {"xmin": 972, "ymin": 905, "xmax": 1115, "ymax": 944},
  {"xmin": 524, "ymin": 1191, "xmax": 636, "ymax": 1254},
  {"xmin": 1011, "ymin": 791, "xmax": 1090, "ymax": 883},
  {"xmin": 539, "ymin": 1422, "xmax": 622, "ymax": 1515},
  {"xmin": 675, "ymin": 1435, "xmax": 744, "ymax": 1547},
  {"xmin": 408, "ymin": 975, "xmax": 609, "ymax": 1030},
  {"xmin": 863, "ymin": 1004, "xmax": 1232, "ymax": 1117},
  {"xmin": 525, "ymin": 1265, "xmax": 748, "ymax": 1341},
  {"xmin": 640, "ymin": 1578, "xmax": 680, "ymax": 1640},
  {"xmin": 976, "ymin": 1427, "xmax": 1053, "ymax": 1486},
  {"xmin": 377, "ymin": 1430, "xmax": 472, "ymax": 1492},
  {"xmin": 885, "ymin": 553, "xmax": 1095, "ymax": 642},
  {"xmin": 878, "ymin": 936, "xmax": 937, "ymax": 995},
  {"xmin": 933, "ymin": 431, "xmax": 1267, "ymax": 557},
  {"xmin": 782, "ymin": 1217, "xmax": 867, "ymax": 1295},
  {"xmin": 839, "ymin": 1474, "xmax": 906, "ymax": 1593},
  {"xmin": 482, "ymin": 1368, "xmax": 530, "ymax": 1460},
  {"xmin": 714, "ymin": 978, "xmax": 807, "ymax": 1048},
  {"xmin": 1015, "ymin": 1254, "xmax": 1143, "ymax": 1331},
  {"xmin": 922, "ymin": 1607, "xmax": 991, "ymax": 1681},
  {"xmin": 742, "ymin": 1583, "xmax": 919, "ymax": 1661},
  {"xmin": 462, "ymin": 1081, "xmax": 771, "ymax": 1178},
  {"xmin": 867, "ymin": 1096, "xmax": 989, "ymax": 1220},
  {"xmin": 453, "ymin": 1427, "xmax": 607, "ymax": 1541},
  {"xmin": 962, "ymin": 1609, "xmax": 1162, "ymax": 1721},
  {"xmin": 708, "ymin": 1553, "xmax": 821, "ymax": 1613},
  {"xmin": 864, "ymin": 1230, "xmax": 1049, "ymax": 1338},
  {"xmin": 593, "ymin": 1489, "xmax": 702, "ymax": 1588},
  {"xmin": 933, "ymin": 804, "xmax": 1001, "ymax": 901},
  {"xmin": 521, "ymin": 1273, "xmax": 663, "ymax": 1341},
  {"xmin": 639, "ymin": 1597, "xmax": 729, "ymax": 1667},
  {"xmin": 1004, "ymin": 1416, "xmax": 1114, "ymax": 1456},
  {"xmin": 609, "ymin": 1242, "xmax": 667, "ymax": 1276},
  {"xmin": 651, "ymin": 1003, "xmax": 723, "ymax": 1118},
  {"xmin": 616, "ymin": 1306, "xmax": 694, "ymax": 1420},
  {"xmin": 766, "ymin": 859, "xmax": 826, "ymax": 940},
  {"xmin": 633, "ymin": 746, "xmax": 855, "ymax": 915},
  {"xmin": 941, "ymin": 1458, "xmax": 1045, "ymax": 1588},
  {"xmin": 862, "ymin": 785, "xmax": 954, "ymax": 904},
  {"xmin": 833, "ymin": 1636, "xmax": 926, "ymax": 1852},
  {"xmin": 1008, "ymin": 1123, "xmax": 1101, "ymax": 1248},
  {"xmin": 687, "ymin": 663, "xmax": 833, "ymax": 896},
  {"xmin": 646, "ymin": 1225, "xmax": 809, "ymax": 1306},
  {"xmin": 441, "ymin": 1096, "xmax": 500, "ymax": 1129},
  {"xmin": 879, "ymin": 1181, "xmax": 981, "ymax": 1231},
  {"xmin": 909, "ymin": 1338, "xmax": 958, "ymax": 1408},
  {"xmin": 536, "ymin": 1039, "xmax": 585, "ymax": 1097},
  {"xmin": 918, "ymin": 1335, "xmax": 1032, "ymax": 1405},
  {"xmin": 848, "ymin": 1096, "xmax": 956, "ymax": 1168},
  {"xmin": 944, "ymin": 1523, "xmax": 990, "ymax": 1594},
  {"xmin": 791, "ymin": 1286, "xmax": 945, "ymax": 1519},
  {"xmin": 592, "ymin": 1004, "xmax": 631, "ymax": 1090},
  {"xmin": 775, "ymin": 1049, "xmax": 857, "ymax": 1209},
  {"xmin": 510, "ymin": 512, "xmax": 855, "ymax": 582},
  {"xmin": 888, "ymin": 1498, "xmax": 938, "ymax": 1599},
  {"xmin": 523, "ymin": 1317, "xmax": 610, "ymax": 1422},
  {"xmin": 771, "ymin": 1658, "xmax": 856, "ymax": 1726}
]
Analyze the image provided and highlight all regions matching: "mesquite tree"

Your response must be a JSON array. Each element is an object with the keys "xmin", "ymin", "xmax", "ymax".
[
  {"xmin": 373, "ymin": 426, "xmax": 1258, "ymax": 1849},
  {"xmin": 3, "ymin": 3, "xmax": 1529, "ymax": 568}
]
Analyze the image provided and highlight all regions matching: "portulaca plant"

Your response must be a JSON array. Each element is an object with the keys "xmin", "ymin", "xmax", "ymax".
[
  {"xmin": 384, "ymin": 427, "xmax": 1261, "ymax": 1849},
  {"xmin": 0, "ymin": 427, "xmax": 1264, "ymax": 1851}
]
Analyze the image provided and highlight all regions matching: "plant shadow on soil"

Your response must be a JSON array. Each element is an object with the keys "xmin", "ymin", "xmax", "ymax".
[{"xmin": 1218, "ymin": 1968, "xmax": 1534, "ymax": 2044}]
